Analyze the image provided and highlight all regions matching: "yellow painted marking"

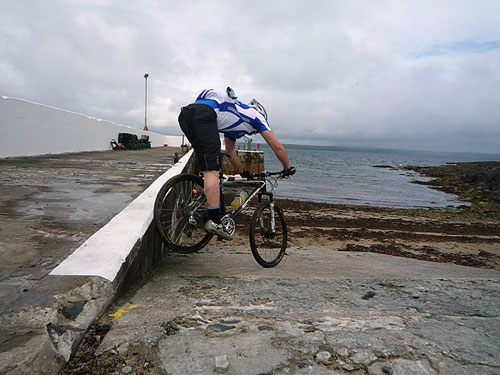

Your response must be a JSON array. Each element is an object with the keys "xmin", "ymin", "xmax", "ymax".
[{"xmin": 108, "ymin": 305, "xmax": 138, "ymax": 319}]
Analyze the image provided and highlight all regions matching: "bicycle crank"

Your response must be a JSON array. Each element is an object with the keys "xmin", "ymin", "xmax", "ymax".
[{"xmin": 220, "ymin": 215, "xmax": 236, "ymax": 237}]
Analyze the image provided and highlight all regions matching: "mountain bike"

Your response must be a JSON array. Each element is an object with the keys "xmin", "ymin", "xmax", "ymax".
[{"xmin": 154, "ymin": 169, "xmax": 289, "ymax": 268}]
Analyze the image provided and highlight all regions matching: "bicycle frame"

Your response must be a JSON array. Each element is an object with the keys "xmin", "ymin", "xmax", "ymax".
[
  {"xmin": 153, "ymin": 170, "xmax": 288, "ymax": 265},
  {"xmin": 220, "ymin": 175, "xmax": 278, "ymax": 234},
  {"xmin": 222, "ymin": 179, "xmax": 263, "ymax": 213}
]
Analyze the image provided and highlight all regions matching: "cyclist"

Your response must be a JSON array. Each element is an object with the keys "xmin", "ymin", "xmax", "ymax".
[{"xmin": 178, "ymin": 87, "xmax": 295, "ymax": 240}]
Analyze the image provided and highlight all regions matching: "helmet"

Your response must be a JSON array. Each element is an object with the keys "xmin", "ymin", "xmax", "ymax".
[
  {"xmin": 249, "ymin": 99, "xmax": 268, "ymax": 121},
  {"xmin": 226, "ymin": 86, "xmax": 237, "ymax": 99}
]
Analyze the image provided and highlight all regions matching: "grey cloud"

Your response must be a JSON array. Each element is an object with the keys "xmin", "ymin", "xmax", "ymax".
[{"xmin": 1, "ymin": 0, "xmax": 500, "ymax": 153}]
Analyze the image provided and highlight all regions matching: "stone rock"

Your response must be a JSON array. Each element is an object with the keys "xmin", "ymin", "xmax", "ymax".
[
  {"xmin": 373, "ymin": 350, "xmax": 388, "ymax": 359},
  {"xmin": 215, "ymin": 355, "xmax": 230, "ymax": 373},
  {"xmin": 351, "ymin": 349, "xmax": 377, "ymax": 365},
  {"xmin": 208, "ymin": 323, "xmax": 236, "ymax": 332},
  {"xmin": 392, "ymin": 359, "xmax": 437, "ymax": 375},
  {"xmin": 337, "ymin": 348, "xmax": 350, "ymax": 357},
  {"xmin": 342, "ymin": 363, "xmax": 357, "ymax": 371},
  {"xmin": 315, "ymin": 351, "xmax": 332, "ymax": 362},
  {"xmin": 46, "ymin": 323, "xmax": 82, "ymax": 362},
  {"xmin": 286, "ymin": 331, "xmax": 326, "ymax": 354},
  {"xmin": 121, "ymin": 365, "xmax": 132, "ymax": 374},
  {"xmin": 362, "ymin": 291, "xmax": 376, "ymax": 300},
  {"xmin": 258, "ymin": 325, "xmax": 274, "ymax": 331},
  {"xmin": 60, "ymin": 300, "xmax": 88, "ymax": 321},
  {"xmin": 368, "ymin": 362, "xmax": 394, "ymax": 375},
  {"xmin": 221, "ymin": 319, "xmax": 241, "ymax": 324},
  {"xmin": 182, "ymin": 322, "xmax": 202, "ymax": 328}
]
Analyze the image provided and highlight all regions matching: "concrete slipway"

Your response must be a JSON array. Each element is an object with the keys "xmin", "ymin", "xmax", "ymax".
[
  {"xmin": 0, "ymin": 147, "xmax": 186, "ymax": 374},
  {"xmin": 1, "ymin": 148, "xmax": 499, "ymax": 375}
]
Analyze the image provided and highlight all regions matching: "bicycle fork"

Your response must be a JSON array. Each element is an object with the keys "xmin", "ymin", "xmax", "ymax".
[
  {"xmin": 260, "ymin": 192, "xmax": 277, "ymax": 234},
  {"xmin": 269, "ymin": 201, "xmax": 277, "ymax": 234}
]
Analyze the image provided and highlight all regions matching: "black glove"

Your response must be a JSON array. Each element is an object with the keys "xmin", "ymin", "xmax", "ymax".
[
  {"xmin": 240, "ymin": 169, "xmax": 253, "ymax": 179},
  {"xmin": 281, "ymin": 166, "xmax": 296, "ymax": 178}
]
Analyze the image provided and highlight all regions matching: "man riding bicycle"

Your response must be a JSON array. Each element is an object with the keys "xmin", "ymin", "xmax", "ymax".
[{"xmin": 178, "ymin": 87, "xmax": 295, "ymax": 240}]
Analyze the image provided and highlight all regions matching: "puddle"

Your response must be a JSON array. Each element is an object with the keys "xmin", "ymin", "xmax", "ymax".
[{"xmin": 15, "ymin": 184, "xmax": 140, "ymax": 223}]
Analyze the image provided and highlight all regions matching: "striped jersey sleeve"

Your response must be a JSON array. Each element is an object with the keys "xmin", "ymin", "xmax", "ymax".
[{"xmin": 194, "ymin": 89, "xmax": 271, "ymax": 141}]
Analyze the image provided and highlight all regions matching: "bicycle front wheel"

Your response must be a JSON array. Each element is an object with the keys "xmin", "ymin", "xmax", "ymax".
[
  {"xmin": 154, "ymin": 173, "xmax": 213, "ymax": 253},
  {"xmin": 249, "ymin": 202, "xmax": 287, "ymax": 268}
]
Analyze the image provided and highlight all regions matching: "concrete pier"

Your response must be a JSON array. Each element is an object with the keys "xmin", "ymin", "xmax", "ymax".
[
  {"xmin": 0, "ymin": 147, "xmax": 184, "ymax": 374},
  {"xmin": 222, "ymin": 150, "xmax": 265, "ymax": 175}
]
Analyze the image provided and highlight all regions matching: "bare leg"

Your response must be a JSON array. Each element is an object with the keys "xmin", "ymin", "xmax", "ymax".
[
  {"xmin": 203, "ymin": 170, "xmax": 220, "ymax": 207},
  {"xmin": 203, "ymin": 169, "xmax": 233, "ymax": 239}
]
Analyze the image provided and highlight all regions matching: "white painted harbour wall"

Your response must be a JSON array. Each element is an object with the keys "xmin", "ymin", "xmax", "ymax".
[
  {"xmin": 0, "ymin": 96, "xmax": 183, "ymax": 158},
  {"xmin": 50, "ymin": 150, "xmax": 194, "ymax": 281}
]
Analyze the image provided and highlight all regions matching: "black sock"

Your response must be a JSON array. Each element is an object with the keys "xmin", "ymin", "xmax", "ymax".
[{"xmin": 207, "ymin": 206, "xmax": 220, "ymax": 224}]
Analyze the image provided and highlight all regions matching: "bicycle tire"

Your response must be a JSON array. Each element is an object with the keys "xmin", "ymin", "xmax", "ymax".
[
  {"xmin": 154, "ymin": 173, "xmax": 213, "ymax": 253},
  {"xmin": 249, "ymin": 201, "xmax": 287, "ymax": 268}
]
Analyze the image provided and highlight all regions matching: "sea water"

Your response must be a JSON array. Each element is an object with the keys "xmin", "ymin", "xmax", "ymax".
[{"xmin": 250, "ymin": 144, "xmax": 500, "ymax": 208}]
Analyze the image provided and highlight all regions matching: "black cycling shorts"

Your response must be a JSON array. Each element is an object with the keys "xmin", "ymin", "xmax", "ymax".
[{"xmin": 178, "ymin": 104, "xmax": 221, "ymax": 171}]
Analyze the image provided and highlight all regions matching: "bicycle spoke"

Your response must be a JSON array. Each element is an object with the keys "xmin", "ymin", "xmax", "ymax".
[
  {"xmin": 250, "ymin": 202, "xmax": 287, "ymax": 268},
  {"xmin": 171, "ymin": 219, "xmax": 188, "ymax": 244},
  {"xmin": 154, "ymin": 174, "xmax": 212, "ymax": 253}
]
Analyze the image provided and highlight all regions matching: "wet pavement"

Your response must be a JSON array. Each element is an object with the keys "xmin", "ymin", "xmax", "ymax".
[{"xmin": 0, "ymin": 147, "xmax": 180, "ymax": 372}]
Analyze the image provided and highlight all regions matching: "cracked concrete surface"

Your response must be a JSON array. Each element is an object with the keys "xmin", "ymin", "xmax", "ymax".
[
  {"xmin": 88, "ymin": 246, "xmax": 500, "ymax": 375},
  {"xmin": 0, "ymin": 148, "xmax": 181, "ymax": 374}
]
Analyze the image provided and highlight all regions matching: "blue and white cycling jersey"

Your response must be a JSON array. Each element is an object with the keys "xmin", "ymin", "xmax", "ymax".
[{"xmin": 193, "ymin": 89, "xmax": 271, "ymax": 141}]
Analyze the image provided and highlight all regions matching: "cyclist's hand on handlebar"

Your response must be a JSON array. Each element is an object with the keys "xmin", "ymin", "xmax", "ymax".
[
  {"xmin": 240, "ymin": 169, "xmax": 253, "ymax": 180},
  {"xmin": 280, "ymin": 166, "xmax": 296, "ymax": 178}
]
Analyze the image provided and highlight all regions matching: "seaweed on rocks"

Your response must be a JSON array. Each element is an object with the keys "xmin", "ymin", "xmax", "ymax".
[{"xmin": 404, "ymin": 161, "xmax": 500, "ymax": 216}]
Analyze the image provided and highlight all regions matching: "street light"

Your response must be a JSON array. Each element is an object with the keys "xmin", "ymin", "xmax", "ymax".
[{"xmin": 144, "ymin": 73, "xmax": 149, "ymax": 131}]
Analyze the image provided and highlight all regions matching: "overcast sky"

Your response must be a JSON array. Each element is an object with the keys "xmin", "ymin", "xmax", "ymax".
[{"xmin": 1, "ymin": 0, "xmax": 500, "ymax": 153}]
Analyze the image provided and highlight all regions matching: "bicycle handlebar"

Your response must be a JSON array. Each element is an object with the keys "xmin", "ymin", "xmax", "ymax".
[
  {"xmin": 253, "ymin": 171, "xmax": 287, "ymax": 179},
  {"xmin": 225, "ymin": 170, "xmax": 293, "ymax": 181}
]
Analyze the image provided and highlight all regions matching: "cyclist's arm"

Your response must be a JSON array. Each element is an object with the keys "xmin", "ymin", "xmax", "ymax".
[
  {"xmin": 260, "ymin": 130, "xmax": 291, "ymax": 170},
  {"xmin": 224, "ymin": 137, "xmax": 245, "ymax": 173}
]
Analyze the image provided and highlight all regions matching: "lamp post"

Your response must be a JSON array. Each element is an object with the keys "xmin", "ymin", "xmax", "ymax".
[{"xmin": 143, "ymin": 73, "xmax": 149, "ymax": 131}]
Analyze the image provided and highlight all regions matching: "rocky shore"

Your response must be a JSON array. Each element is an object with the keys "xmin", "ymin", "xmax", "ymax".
[
  {"xmin": 277, "ymin": 198, "xmax": 500, "ymax": 270},
  {"xmin": 404, "ymin": 161, "xmax": 500, "ymax": 216},
  {"xmin": 219, "ymin": 161, "xmax": 500, "ymax": 271}
]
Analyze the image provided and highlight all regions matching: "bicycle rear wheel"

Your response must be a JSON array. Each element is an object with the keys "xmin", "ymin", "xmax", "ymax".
[
  {"xmin": 154, "ymin": 173, "xmax": 213, "ymax": 253},
  {"xmin": 249, "ymin": 202, "xmax": 287, "ymax": 268}
]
